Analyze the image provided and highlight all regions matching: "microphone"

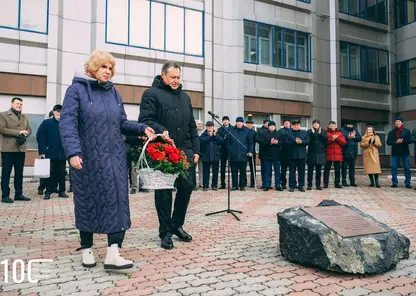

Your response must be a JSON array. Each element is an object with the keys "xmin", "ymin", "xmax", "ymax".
[{"xmin": 208, "ymin": 111, "xmax": 219, "ymax": 118}]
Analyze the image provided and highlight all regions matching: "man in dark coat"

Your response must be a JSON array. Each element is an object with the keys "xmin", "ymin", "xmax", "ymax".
[
  {"xmin": 218, "ymin": 116, "xmax": 232, "ymax": 189},
  {"xmin": 257, "ymin": 121, "xmax": 284, "ymax": 191},
  {"xmin": 37, "ymin": 104, "xmax": 69, "ymax": 200},
  {"xmin": 229, "ymin": 117, "xmax": 253, "ymax": 191},
  {"xmin": 279, "ymin": 119, "xmax": 291, "ymax": 189},
  {"xmin": 255, "ymin": 119, "xmax": 269, "ymax": 189},
  {"xmin": 387, "ymin": 116, "xmax": 412, "ymax": 188},
  {"xmin": 286, "ymin": 120, "xmax": 309, "ymax": 192},
  {"xmin": 199, "ymin": 121, "xmax": 224, "ymax": 190},
  {"xmin": 245, "ymin": 114, "xmax": 257, "ymax": 188},
  {"xmin": 306, "ymin": 119, "xmax": 327, "ymax": 190},
  {"xmin": 139, "ymin": 61, "xmax": 200, "ymax": 250},
  {"xmin": 340, "ymin": 121, "xmax": 362, "ymax": 187}
]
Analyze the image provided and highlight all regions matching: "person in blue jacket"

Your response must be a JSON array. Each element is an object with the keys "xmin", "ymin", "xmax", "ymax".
[
  {"xmin": 199, "ymin": 121, "xmax": 224, "ymax": 191},
  {"xmin": 340, "ymin": 121, "xmax": 362, "ymax": 187},
  {"xmin": 229, "ymin": 117, "xmax": 253, "ymax": 191},
  {"xmin": 37, "ymin": 105, "xmax": 68, "ymax": 200}
]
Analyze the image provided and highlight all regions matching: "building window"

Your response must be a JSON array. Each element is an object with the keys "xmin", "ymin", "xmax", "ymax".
[
  {"xmin": 26, "ymin": 114, "xmax": 47, "ymax": 149},
  {"xmin": 193, "ymin": 109, "xmax": 202, "ymax": 121},
  {"xmin": 340, "ymin": 41, "xmax": 389, "ymax": 84},
  {"xmin": 0, "ymin": 0, "xmax": 49, "ymax": 34},
  {"xmin": 396, "ymin": 0, "xmax": 416, "ymax": 28},
  {"xmin": 397, "ymin": 57, "xmax": 416, "ymax": 97},
  {"xmin": 106, "ymin": 0, "xmax": 204, "ymax": 57},
  {"xmin": 339, "ymin": 0, "xmax": 388, "ymax": 24},
  {"xmin": 297, "ymin": 0, "xmax": 311, "ymax": 3},
  {"xmin": 244, "ymin": 20, "xmax": 311, "ymax": 72}
]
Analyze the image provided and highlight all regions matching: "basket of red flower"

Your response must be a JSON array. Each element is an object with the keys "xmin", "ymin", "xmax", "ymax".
[{"xmin": 136, "ymin": 134, "xmax": 191, "ymax": 190}]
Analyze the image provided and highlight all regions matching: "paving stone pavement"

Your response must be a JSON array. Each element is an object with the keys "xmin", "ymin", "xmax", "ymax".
[{"xmin": 0, "ymin": 173, "xmax": 415, "ymax": 295}]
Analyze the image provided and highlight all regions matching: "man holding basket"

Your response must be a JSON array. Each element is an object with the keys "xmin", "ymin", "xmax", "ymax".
[{"xmin": 139, "ymin": 61, "xmax": 200, "ymax": 250}]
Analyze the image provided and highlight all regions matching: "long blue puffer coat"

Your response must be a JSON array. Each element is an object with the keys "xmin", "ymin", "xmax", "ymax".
[{"xmin": 60, "ymin": 73, "xmax": 147, "ymax": 234}]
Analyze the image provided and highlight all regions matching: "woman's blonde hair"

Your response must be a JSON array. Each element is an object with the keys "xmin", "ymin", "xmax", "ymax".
[
  {"xmin": 365, "ymin": 125, "xmax": 376, "ymax": 136},
  {"xmin": 84, "ymin": 50, "xmax": 116, "ymax": 78}
]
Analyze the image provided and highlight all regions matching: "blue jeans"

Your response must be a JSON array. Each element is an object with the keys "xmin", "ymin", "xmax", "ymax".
[
  {"xmin": 391, "ymin": 156, "xmax": 411, "ymax": 186},
  {"xmin": 264, "ymin": 160, "xmax": 281, "ymax": 189}
]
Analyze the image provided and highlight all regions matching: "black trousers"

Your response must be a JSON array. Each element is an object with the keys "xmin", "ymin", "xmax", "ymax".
[
  {"xmin": 38, "ymin": 178, "xmax": 46, "ymax": 191},
  {"xmin": 46, "ymin": 160, "xmax": 66, "ymax": 193},
  {"xmin": 231, "ymin": 161, "xmax": 247, "ymax": 189},
  {"xmin": 1, "ymin": 152, "xmax": 25, "ymax": 198},
  {"xmin": 342, "ymin": 158, "xmax": 356, "ymax": 185},
  {"xmin": 68, "ymin": 160, "xmax": 73, "ymax": 190},
  {"xmin": 220, "ymin": 157, "xmax": 228, "ymax": 187},
  {"xmin": 307, "ymin": 164, "xmax": 322, "ymax": 188},
  {"xmin": 280, "ymin": 159, "xmax": 289, "ymax": 187},
  {"xmin": 248, "ymin": 156, "xmax": 256, "ymax": 186},
  {"xmin": 260, "ymin": 158, "xmax": 265, "ymax": 186},
  {"xmin": 203, "ymin": 161, "xmax": 219, "ymax": 188},
  {"xmin": 155, "ymin": 169, "xmax": 193, "ymax": 238},
  {"xmin": 289, "ymin": 159, "xmax": 306, "ymax": 188},
  {"xmin": 324, "ymin": 161, "xmax": 341, "ymax": 185},
  {"xmin": 79, "ymin": 230, "xmax": 126, "ymax": 250}
]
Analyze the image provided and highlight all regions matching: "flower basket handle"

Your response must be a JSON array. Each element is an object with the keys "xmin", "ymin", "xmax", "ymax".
[{"xmin": 138, "ymin": 134, "xmax": 175, "ymax": 170}]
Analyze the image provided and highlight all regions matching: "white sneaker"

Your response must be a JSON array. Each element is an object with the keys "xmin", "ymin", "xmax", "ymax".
[
  {"xmin": 81, "ymin": 248, "xmax": 96, "ymax": 268},
  {"xmin": 104, "ymin": 244, "xmax": 134, "ymax": 270}
]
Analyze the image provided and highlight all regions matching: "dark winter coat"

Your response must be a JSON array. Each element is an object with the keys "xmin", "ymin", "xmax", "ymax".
[
  {"xmin": 285, "ymin": 129, "xmax": 309, "ymax": 160},
  {"xmin": 307, "ymin": 129, "xmax": 328, "ymax": 165},
  {"xmin": 279, "ymin": 127, "xmax": 292, "ymax": 161},
  {"xmin": 340, "ymin": 127, "xmax": 362, "ymax": 159},
  {"xmin": 257, "ymin": 129, "xmax": 284, "ymax": 161},
  {"xmin": 60, "ymin": 73, "xmax": 147, "ymax": 234},
  {"xmin": 218, "ymin": 124, "xmax": 233, "ymax": 159},
  {"xmin": 228, "ymin": 126, "xmax": 254, "ymax": 162},
  {"xmin": 199, "ymin": 130, "xmax": 224, "ymax": 163},
  {"xmin": 248, "ymin": 128, "xmax": 257, "ymax": 160},
  {"xmin": 37, "ymin": 118, "xmax": 66, "ymax": 160},
  {"xmin": 326, "ymin": 128, "xmax": 347, "ymax": 162},
  {"xmin": 387, "ymin": 127, "xmax": 411, "ymax": 157},
  {"xmin": 139, "ymin": 75, "xmax": 200, "ymax": 162},
  {"xmin": 256, "ymin": 126, "xmax": 269, "ymax": 160}
]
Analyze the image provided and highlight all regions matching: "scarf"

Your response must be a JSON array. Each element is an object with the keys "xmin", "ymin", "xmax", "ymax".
[
  {"xmin": 11, "ymin": 108, "xmax": 21, "ymax": 119},
  {"xmin": 395, "ymin": 124, "xmax": 404, "ymax": 140}
]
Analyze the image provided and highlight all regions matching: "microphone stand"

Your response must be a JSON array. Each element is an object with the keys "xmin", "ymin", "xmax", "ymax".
[{"xmin": 205, "ymin": 114, "xmax": 252, "ymax": 221}]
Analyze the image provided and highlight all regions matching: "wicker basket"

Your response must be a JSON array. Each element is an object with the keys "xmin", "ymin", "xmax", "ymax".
[{"xmin": 137, "ymin": 134, "xmax": 179, "ymax": 190}]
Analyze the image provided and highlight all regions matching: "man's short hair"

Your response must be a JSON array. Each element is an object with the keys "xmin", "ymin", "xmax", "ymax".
[
  {"xmin": 162, "ymin": 61, "xmax": 181, "ymax": 74},
  {"xmin": 11, "ymin": 97, "xmax": 23, "ymax": 103}
]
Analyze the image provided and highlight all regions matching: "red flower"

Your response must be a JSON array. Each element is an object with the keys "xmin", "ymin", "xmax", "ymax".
[
  {"xmin": 168, "ymin": 153, "xmax": 182, "ymax": 164},
  {"xmin": 151, "ymin": 152, "xmax": 165, "ymax": 162},
  {"xmin": 164, "ymin": 146, "xmax": 179, "ymax": 156}
]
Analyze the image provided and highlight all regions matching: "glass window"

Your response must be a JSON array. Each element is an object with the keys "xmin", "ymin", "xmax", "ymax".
[
  {"xmin": 150, "ymin": 2, "xmax": 165, "ymax": 50},
  {"xmin": 340, "ymin": 0, "xmax": 348, "ymax": 13},
  {"xmin": 340, "ymin": 0, "xmax": 387, "ymax": 24},
  {"xmin": 244, "ymin": 22, "xmax": 257, "ymax": 63},
  {"xmin": 273, "ymin": 27, "xmax": 283, "ymax": 67},
  {"xmin": 350, "ymin": 45, "xmax": 361, "ymax": 79},
  {"xmin": 360, "ymin": 0, "xmax": 367, "ymax": 17},
  {"xmin": 166, "ymin": 6, "xmax": 184, "ymax": 53},
  {"xmin": 259, "ymin": 25, "xmax": 272, "ymax": 65},
  {"xmin": 410, "ymin": 68, "xmax": 416, "ymax": 94},
  {"xmin": 26, "ymin": 114, "xmax": 47, "ymax": 150},
  {"xmin": 367, "ymin": 0, "xmax": 377, "ymax": 22},
  {"xmin": 340, "ymin": 42, "xmax": 349, "ymax": 77},
  {"xmin": 193, "ymin": 109, "xmax": 201, "ymax": 121},
  {"xmin": 284, "ymin": 30, "xmax": 296, "ymax": 69},
  {"xmin": 367, "ymin": 48, "xmax": 378, "ymax": 82},
  {"xmin": 297, "ymin": 32, "xmax": 309, "ymax": 71},
  {"xmin": 377, "ymin": 0, "xmax": 387, "ymax": 23},
  {"xmin": 396, "ymin": 0, "xmax": 416, "ymax": 27},
  {"xmin": 130, "ymin": 0, "xmax": 150, "ymax": 48},
  {"xmin": 378, "ymin": 50, "xmax": 388, "ymax": 84},
  {"xmin": 184, "ymin": 9, "xmax": 203, "ymax": 56},
  {"xmin": 397, "ymin": 62, "xmax": 409, "ymax": 97},
  {"xmin": 408, "ymin": 0, "xmax": 416, "ymax": 23},
  {"xmin": 107, "ymin": 0, "xmax": 129, "ymax": 44},
  {"xmin": 350, "ymin": 0, "xmax": 360, "ymax": 15},
  {"xmin": 0, "ymin": 0, "xmax": 19, "ymax": 29}
]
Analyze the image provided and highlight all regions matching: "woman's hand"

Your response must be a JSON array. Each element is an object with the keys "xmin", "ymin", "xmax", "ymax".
[
  {"xmin": 144, "ymin": 127, "xmax": 155, "ymax": 140},
  {"xmin": 70, "ymin": 156, "xmax": 83, "ymax": 170}
]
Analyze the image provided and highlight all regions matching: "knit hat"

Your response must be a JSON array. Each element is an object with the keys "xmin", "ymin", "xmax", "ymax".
[
  {"xmin": 236, "ymin": 117, "xmax": 244, "ymax": 123},
  {"xmin": 246, "ymin": 114, "xmax": 254, "ymax": 124},
  {"xmin": 395, "ymin": 116, "xmax": 404, "ymax": 123},
  {"xmin": 312, "ymin": 119, "xmax": 320, "ymax": 125},
  {"xmin": 222, "ymin": 116, "xmax": 230, "ymax": 121},
  {"xmin": 268, "ymin": 120, "xmax": 276, "ymax": 127},
  {"xmin": 206, "ymin": 121, "xmax": 214, "ymax": 126}
]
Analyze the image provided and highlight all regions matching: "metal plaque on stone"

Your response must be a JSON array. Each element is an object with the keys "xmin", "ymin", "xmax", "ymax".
[{"xmin": 302, "ymin": 205, "xmax": 389, "ymax": 237}]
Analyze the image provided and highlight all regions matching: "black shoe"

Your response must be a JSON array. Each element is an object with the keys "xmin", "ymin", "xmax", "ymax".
[
  {"xmin": 231, "ymin": 187, "xmax": 239, "ymax": 191},
  {"xmin": 219, "ymin": 185, "xmax": 226, "ymax": 189},
  {"xmin": 38, "ymin": 190, "xmax": 44, "ymax": 195},
  {"xmin": 2, "ymin": 197, "xmax": 14, "ymax": 203},
  {"xmin": 323, "ymin": 185, "xmax": 328, "ymax": 189},
  {"xmin": 240, "ymin": 187, "xmax": 245, "ymax": 191},
  {"xmin": 139, "ymin": 188, "xmax": 149, "ymax": 193},
  {"xmin": 282, "ymin": 185, "xmax": 287, "ymax": 190},
  {"xmin": 130, "ymin": 189, "xmax": 136, "ymax": 194},
  {"xmin": 161, "ymin": 235, "xmax": 174, "ymax": 250},
  {"xmin": 203, "ymin": 187, "xmax": 209, "ymax": 191},
  {"xmin": 263, "ymin": 187, "xmax": 269, "ymax": 191},
  {"xmin": 335, "ymin": 184, "xmax": 343, "ymax": 189},
  {"xmin": 307, "ymin": 186, "xmax": 312, "ymax": 190},
  {"xmin": 299, "ymin": 187, "xmax": 305, "ymax": 192},
  {"xmin": 43, "ymin": 193, "xmax": 51, "ymax": 200},
  {"xmin": 406, "ymin": 185, "xmax": 412, "ymax": 189},
  {"xmin": 172, "ymin": 228, "xmax": 192, "ymax": 242},
  {"xmin": 276, "ymin": 187, "xmax": 283, "ymax": 191},
  {"xmin": 376, "ymin": 183, "xmax": 381, "ymax": 188},
  {"xmin": 350, "ymin": 184, "xmax": 358, "ymax": 187},
  {"xmin": 58, "ymin": 192, "xmax": 69, "ymax": 198},
  {"xmin": 250, "ymin": 184, "xmax": 255, "ymax": 188},
  {"xmin": 391, "ymin": 184, "xmax": 398, "ymax": 188},
  {"xmin": 259, "ymin": 185, "xmax": 264, "ymax": 189},
  {"xmin": 212, "ymin": 187, "xmax": 218, "ymax": 191},
  {"xmin": 342, "ymin": 183, "xmax": 350, "ymax": 187},
  {"xmin": 289, "ymin": 188, "xmax": 294, "ymax": 192},
  {"xmin": 317, "ymin": 186, "xmax": 323, "ymax": 190},
  {"xmin": 14, "ymin": 194, "xmax": 31, "ymax": 201},
  {"xmin": 53, "ymin": 188, "xmax": 59, "ymax": 193}
]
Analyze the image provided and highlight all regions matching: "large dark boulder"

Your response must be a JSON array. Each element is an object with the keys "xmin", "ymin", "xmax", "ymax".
[{"xmin": 277, "ymin": 200, "xmax": 410, "ymax": 274}]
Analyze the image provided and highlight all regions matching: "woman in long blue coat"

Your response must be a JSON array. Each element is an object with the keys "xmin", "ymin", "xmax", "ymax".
[{"xmin": 60, "ymin": 51, "xmax": 154, "ymax": 270}]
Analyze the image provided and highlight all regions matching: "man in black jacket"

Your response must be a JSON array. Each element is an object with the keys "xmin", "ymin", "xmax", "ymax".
[
  {"xmin": 279, "ymin": 119, "xmax": 292, "ymax": 189},
  {"xmin": 340, "ymin": 121, "xmax": 362, "ymax": 187},
  {"xmin": 245, "ymin": 115, "xmax": 257, "ymax": 188},
  {"xmin": 37, "ymin": 105, "xmax": 69, "ymax": 200},
  {"xmin": 256, "ymin": 119, "xmax": 269, "ymax": 189},
  {"xmin": 139, "ymin": 61, "xmax": 200, "ymax": 250},
  {"xmin": 387, "ymin": 116, "xmax": 412, "ymax": 188},
  {"xmin": 286, "ymin": 120, "xmax": 309, "ymax": 192},
  {"xmin": 218, "ymin": 116, "xmax": 232, "ymax": 189},
  {"xmin": 306, "ymin": 119, "xmax": 327, "ymax": 190}
]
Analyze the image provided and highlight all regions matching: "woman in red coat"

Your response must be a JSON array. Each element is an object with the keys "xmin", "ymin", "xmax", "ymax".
[{"xmin": 324, "ymin": 121, "xmax": 347, "ymax": 188}]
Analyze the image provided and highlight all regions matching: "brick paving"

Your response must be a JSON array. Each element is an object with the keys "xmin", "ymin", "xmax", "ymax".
[{"xmin": 0, "ymin": 173, "xmax": 415, "ymax": 295}]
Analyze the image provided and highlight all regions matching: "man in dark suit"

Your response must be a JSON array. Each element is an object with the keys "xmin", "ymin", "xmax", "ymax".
[
  {"xmin": 256, "ymin": 119, "xmax": 269, "ymax": 189},
  {"xmin": 245, "ymin": 114, "xmax": 257, "ymax": 188},
  {"xmin": 218, "ymin": 116, "xmax": 232, "ymax": 189}
]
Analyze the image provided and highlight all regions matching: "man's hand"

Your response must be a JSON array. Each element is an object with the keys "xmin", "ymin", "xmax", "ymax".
[
  {"xmin": 348, "ymin": 133, "xmax": 354, "ymax": 139},
  {"xmin": 247, "ymin": 153, "xmax": 253, "ymax": 157},
  {"xmin": 296, "ymin": 137, "xmax": 302, "ymax": 144},
  {"xmin": 162, "ymin": 130, "xmax": 174, "ymax": 144},
  {"xmin": 318, "ymin": 127, "xmax": 322, "ymax": 134},
  {"xmin": 311, "ymin": 127, "xmax": 315, "ymax": 133},
  {"xmin": 271, "ymin": 138, "xmax": 278, "ymax": 144},
  {"xmin": 396, "ymin": 138, "xmax": 403, "ymax": 144},
  {"xmin": 40, "ymin": 154, "xmax": 46, "ymax": 159},
  {"xmin": 20, "ymin": 130, "xmax": 29, "ymax": 137},
  {"xmin": 70, "ymin": 156, "xmax": 83, "ymax": 170},
  {"xmin": 144, "ymin": 127, "xmax": 155, "ymax": 140},
  {"xmin": 193, "ymin": 154, "xmax": 199, "ymax": 163}
]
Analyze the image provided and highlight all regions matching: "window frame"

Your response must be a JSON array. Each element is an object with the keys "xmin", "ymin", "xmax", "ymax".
[
  {"xmin": 243, "ymin": 19, "xmax": 312, "ymax": 73},
  {"xmin": 105, "ymin": 0, "xmax": 204, "ymax": 57},
  {"xmin": 340, "ymin": 41, "xmax": 390, "ymax": 85},
  {"xmin": 339, "ymin": 0, "xmax": 388, "ymax": 25},
  {"xmin": 397, "ymin": 57, "xmax": 416, "ymax": 97},
  {"xmin": 0, "ymin": 0, "xmax": 49, "ymax": 34},
  {"xmin": 396, "ymin": 0, "xmax": 416, "ymax": 28}
]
